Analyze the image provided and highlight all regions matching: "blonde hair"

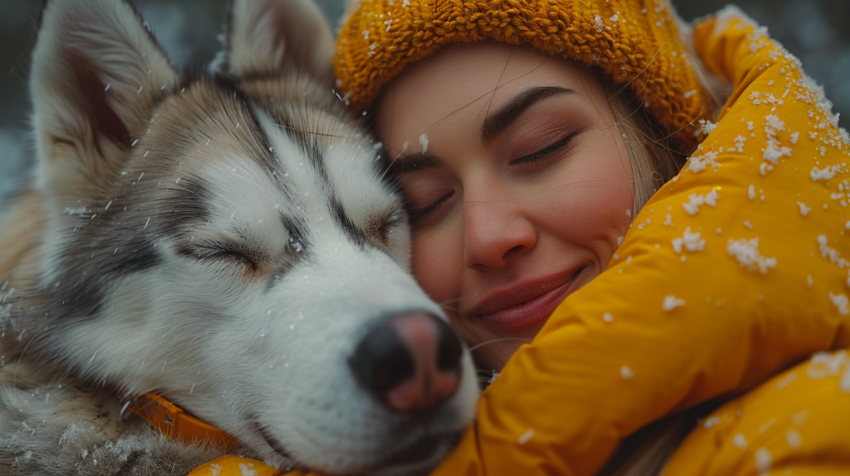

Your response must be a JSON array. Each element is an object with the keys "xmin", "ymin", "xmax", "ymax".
[
  {"xmin": 602, "ymin": 77, "xmax": 682, "ymax": 215},
  {"xmin": 602, "ymin": 34, "xmax": 731, "ymax": 216}
]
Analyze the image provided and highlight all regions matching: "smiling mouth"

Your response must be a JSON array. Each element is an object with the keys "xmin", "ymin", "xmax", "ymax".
[{"xmin": 472, "ymin": 266, "xmax": 587, "ymax": 332}]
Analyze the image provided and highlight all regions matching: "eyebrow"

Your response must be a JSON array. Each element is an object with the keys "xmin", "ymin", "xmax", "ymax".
[
  {"xmin": 388, "ymin": 86, "xmax": 577, "ymax": 175},
  {"xmin": 387, "ymin": 153, "xmax": 444, "ymax": 175},
  {"xmin": 481, "ymin": 86, "xmax": 578, "ymax": 145}
]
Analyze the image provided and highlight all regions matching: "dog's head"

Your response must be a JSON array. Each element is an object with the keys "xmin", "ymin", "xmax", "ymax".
[{"xmin": 26, "ymin": 0, "xmax": 478, "ymax": 473}]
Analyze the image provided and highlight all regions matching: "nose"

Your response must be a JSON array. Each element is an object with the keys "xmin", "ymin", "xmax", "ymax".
[
  {"xmin": 463, "ymin": 198, "xmax": 537, "ymax": 269},
  {"xmin": 349, "ymin": 312, "xmax": 463, "ymax": 412}
]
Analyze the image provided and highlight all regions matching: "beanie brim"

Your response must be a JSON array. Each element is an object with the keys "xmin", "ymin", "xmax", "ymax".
[{"xmin": 335, "ymin": 0, "xmax": 714, "ymax": 154}]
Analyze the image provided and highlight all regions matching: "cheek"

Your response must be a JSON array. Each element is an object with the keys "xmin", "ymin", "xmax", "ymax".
[
  {"xmin": 537, "ymin": 141, "xmax": 634, "ymax": 264},
  {"xmin": 410, "ymin": 227, "xmax": 462, "ymax": 311}
]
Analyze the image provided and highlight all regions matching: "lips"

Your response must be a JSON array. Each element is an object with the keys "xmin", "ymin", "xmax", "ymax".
[{"xmin": 470, "ymin": 266, "xmax": 587, "ymax": 332}]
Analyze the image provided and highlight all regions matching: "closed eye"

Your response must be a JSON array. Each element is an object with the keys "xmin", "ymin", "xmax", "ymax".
[
  {"xmin": 510, "ymin": 132, "xmax": 578, "ymax": 167},
  {"xmin": 407, "ymin": 191, "xmax": 454, "ymax": 224}
]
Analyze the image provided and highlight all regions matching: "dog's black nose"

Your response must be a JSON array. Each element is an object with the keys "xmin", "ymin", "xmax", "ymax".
[{"xmin": 349, "ymin": 312, "xmax": 463, "ymax": 412}]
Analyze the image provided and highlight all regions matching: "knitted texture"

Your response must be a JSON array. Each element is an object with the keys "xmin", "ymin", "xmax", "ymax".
[{"xmin": 335, "ymin": 0, "xmax": 714, "ymax": 153}]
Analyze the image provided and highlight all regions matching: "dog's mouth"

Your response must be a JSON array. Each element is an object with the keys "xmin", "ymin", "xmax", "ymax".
[
  {"xmin": 258, "ymin": 424, "xmax": 291, "ymax": 458},
  {"xmin": 383, "ymin": 438, "xmax": 441, "ymax": 466},
  {"xmin": 256, "ymin": 422, "xmax": 460, "ymax": 474},
  {"xmin": 375, "ymin": 431, "xmax": 460, "ymax": 475}
]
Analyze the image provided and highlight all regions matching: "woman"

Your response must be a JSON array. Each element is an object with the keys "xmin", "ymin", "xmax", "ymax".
[
  {"xmin": 371, "ymin": 40, "xmax": 681, "ymax": 374},
  {"xmin": 195, "ymin": 1, "xmax": 850, "ymax": 474},
  {"xmin": 338, "ymin": 1, "xmax": 850, "ymax": 473}
]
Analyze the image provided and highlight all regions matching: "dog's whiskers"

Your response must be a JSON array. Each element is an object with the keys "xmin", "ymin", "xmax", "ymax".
[
  {"xmin": 271, "ymin": 123, "xmax": 348, "ymax": 139},
  {"xmin": 468, "ymin": 337, "xmax": 532, "ymax": 352}
]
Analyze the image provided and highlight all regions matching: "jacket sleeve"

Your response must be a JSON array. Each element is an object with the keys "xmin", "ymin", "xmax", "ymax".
[
  {"xmin": 427, "ymin": 7, "xmax": 850, "ymax": 476},
  {"xmin": 660, "ymin": 349, "xmax": 850, "ymax": 476},
  {"xmin": 195, "ymin": 8, "xmax": 850, "ymax": 476}
]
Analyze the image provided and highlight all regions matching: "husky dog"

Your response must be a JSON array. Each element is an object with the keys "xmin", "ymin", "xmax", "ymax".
[{"xmin": 0, "ymin": 0, "xmax": 479, "ymax": 474}]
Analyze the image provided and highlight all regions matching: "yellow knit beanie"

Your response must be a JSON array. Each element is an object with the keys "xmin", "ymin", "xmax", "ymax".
[{"xmin": 334, "ymin": 0, "xmax": 714, "ymax": 153}]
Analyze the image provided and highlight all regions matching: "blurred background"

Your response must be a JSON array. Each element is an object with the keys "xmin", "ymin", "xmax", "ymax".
[{"xmin": 0, "ymin": 0, "xmax": 848, "ymax": 201}]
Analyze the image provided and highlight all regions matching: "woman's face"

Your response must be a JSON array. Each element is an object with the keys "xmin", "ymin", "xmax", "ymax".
[{"xmin": 375, "ymin": 42, "xmax": 634, "ymax": 371}]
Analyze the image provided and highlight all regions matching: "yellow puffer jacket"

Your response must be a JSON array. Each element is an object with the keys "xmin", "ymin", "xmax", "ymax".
[{"xmin": 189, "ymin": 8, "xmax": 850, "ymax": 476}]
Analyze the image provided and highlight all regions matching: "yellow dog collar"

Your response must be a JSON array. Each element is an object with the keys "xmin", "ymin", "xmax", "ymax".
[{"xmin": 125, "ymin": 392, "xmax": 239, "ymax": 452}]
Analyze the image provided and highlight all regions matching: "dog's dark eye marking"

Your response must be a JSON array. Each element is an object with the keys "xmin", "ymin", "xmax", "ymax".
[
  {"xmin": 264, "ymin": 107, "xmax": 329, "ymax": 183},
  {"xmin": 112, "ymin": 237, "xmax": 163, "ymax": 273},
  {"xmin": 45, "ymin": 277, "xmax": 107, "ymax": 322},
  {"xmin": 240, "ymin": 99, "xmax": 284, "ymax": 183},
  {"xmin": 46, "ymin": 237, "xmax": 162, "ymax": 322},
  {"xmin": 280, "ymin": 214, "xmax": 309, "ymax": 254},
  {"xmin": 331, "ymin": 198, "xmax": 367, "ymax": 248}
]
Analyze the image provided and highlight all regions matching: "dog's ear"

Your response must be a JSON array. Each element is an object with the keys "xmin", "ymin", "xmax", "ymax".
[
  {"xmin": 31, "ymin": 0, "xmax": 179, "ymax": 185},
  {"xmin": 213, "ymin": 0, "xmax": 335, "ymax": 80}
]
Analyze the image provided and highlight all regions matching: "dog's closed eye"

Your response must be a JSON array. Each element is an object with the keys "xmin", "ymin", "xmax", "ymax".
[
  {"xmin": 179, "ymin": 244, "xmax": 262, "ymax": 271},
  {"xmin": 368, "ymin": 207, "xmax": 406, "ymax": 246},
  {"xmin": 206, "ymin": 249, "xmax": 259, "ymax": 270}
]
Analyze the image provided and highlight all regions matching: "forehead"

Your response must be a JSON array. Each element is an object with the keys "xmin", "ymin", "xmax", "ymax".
[
  {"xmin": 139, "ymin": 81, "xmax": 274, "ymax": 171},
  {"xmin": 375, "ymin": 42, "xmax": 604, "ymax": 146},
  {"xmin": 119, "ymin": 79, "xmax": 395, "ymax": 230},
  {"xmin": 138, "ymin": 79, "xmax": 364, "ymax": 185}
]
